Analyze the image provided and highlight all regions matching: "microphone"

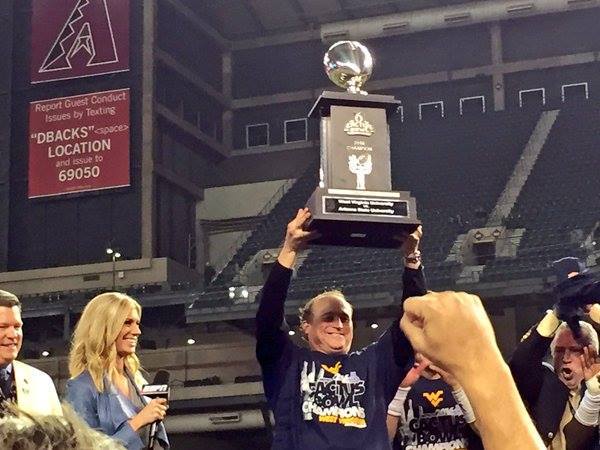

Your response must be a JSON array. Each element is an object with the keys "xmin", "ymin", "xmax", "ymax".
[{"xmin": 141, "ymin": 370, "xmax": 170, "ymax": 450}]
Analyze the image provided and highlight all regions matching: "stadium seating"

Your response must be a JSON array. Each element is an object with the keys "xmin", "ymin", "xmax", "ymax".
[
  {"xmin": 202, "ymin": 108, "xmax": 541, "ymax": 302},
  {"xmin": 481, "ymin": 102, "xmax": 600, "ymax": 281}
]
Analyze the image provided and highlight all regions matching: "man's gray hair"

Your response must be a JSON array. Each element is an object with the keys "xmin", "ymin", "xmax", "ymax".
[
  {"xmin": 0, "ymin": 403, "xmax": 126, "ymax": 450},
  {"xmin": 550, "ymin": 321, "xmax": 599, "ymax": 358}
]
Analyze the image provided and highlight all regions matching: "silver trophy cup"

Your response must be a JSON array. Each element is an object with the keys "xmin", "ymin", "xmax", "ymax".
[{"xmin": 324, "ymin": 41, "xmax": 373, "ymax": 95}]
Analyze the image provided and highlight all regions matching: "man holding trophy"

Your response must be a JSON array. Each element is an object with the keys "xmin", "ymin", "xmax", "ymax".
[
  {"xmin": 255, "ymin": 207, "xmax": 426, "ymax": 450},
  {"xmin": 254, "ymin": 41, "xmax": 548, "ymax": 450},
  {"xmin": 255, "ymin": 41, "xmax": 426, "ymax": 449}
]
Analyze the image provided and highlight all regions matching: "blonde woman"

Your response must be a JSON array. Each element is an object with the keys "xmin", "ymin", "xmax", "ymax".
[{"xmin": 66, "ymin": 293, "xmax": 169, "ymax": 450}]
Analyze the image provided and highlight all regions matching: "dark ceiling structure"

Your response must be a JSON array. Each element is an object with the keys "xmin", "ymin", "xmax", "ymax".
[{"xmin": 185, "ymin": 0, "xmax": 476, "ymax": 39}]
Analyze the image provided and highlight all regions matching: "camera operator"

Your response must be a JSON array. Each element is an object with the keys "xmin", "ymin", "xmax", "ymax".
[{"xmin": 509, "ymin": 257, "xmax": 600, "ymax": 450}]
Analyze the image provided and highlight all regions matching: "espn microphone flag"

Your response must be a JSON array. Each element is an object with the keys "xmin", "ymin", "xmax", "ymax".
[{"xmin": 142, "ymin": 370, "xmax": 170, "ymax": 450}]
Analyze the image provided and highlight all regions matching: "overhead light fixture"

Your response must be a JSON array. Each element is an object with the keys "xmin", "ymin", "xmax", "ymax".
[
  {"xmin": 187, "ymin": 338, "xmax": 196, "ymax": 345},
  {"xmin": 322, "ymin": 30, "xmax": 350, "ymax": 41},
  {"xmin": 382, "ymin": 21, "xmax": 409, "ymax": 33},
  {"xmin": 567, "ymin": 0, "xmax": 596, "ymax": 7},
  {"xmin": 444, "ymin": 13, "xmax": 472, "ymax": 24},
  {"xmin": 41, "ymin": 350, "xmax": 50, "ymax": 357},
  {"xmin": 507, "ymin": 3, "xmax": 534, "ymax": 14},
  {"xmin": 370, "ymin": 322, "xmax": 379, "ymax": 330},
  {"xmin": 288, "ymin": 330, "xmax": 296, "ymax": 336},
  {"xmin": 106, "ymin": 248, "xmax": 114, "ymax": 255}
]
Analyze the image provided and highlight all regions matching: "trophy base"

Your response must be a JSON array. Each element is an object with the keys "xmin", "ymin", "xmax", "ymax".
[{"xmin": 306, "ymin": 187, "xmax": 420, "ymax": 248}]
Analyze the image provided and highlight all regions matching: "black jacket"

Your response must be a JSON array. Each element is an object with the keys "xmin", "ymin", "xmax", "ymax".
[{"xmin": 509, "ymin": 325, "xmax": 598, "ymax": 449}]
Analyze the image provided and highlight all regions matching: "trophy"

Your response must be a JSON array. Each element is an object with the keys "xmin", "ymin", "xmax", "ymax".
[{"xmin": 306, "ymin": 41, "xmax": 420, "ymax": 247}]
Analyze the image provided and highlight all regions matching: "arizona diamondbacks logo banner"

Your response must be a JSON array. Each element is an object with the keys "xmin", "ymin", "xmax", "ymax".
[{"xmin": 30, "ymin": 0, "xmax": 129, "ymax": 84}]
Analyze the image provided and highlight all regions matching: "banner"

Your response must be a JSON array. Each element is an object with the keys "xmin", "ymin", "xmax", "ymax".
[
  {"xmin": 28, "ymin": 89, "xmax": 130, "ymax": 198},
  {"xmin": 31, "ymin": 0, "xmax": 129, "ymax": 84}
]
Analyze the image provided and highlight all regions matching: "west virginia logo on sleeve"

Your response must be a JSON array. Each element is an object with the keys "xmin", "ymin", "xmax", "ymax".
[
  {"xmin": 422, "ymin": 390, "xmax": 444, "ymax": 408},
  {"xmin": 301, "ymin": 361, "xmax": 367, "ymax": 428}
]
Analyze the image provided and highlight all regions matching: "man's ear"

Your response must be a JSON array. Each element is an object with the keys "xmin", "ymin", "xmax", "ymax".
[{"xmin": 300, "ymin": 320, "xmax": 310, "ymax": 341}]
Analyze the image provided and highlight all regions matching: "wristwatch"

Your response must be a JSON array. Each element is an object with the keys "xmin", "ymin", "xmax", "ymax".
[{"xmin": 404, "ymin": 250, "xmax": 421, "ymax": 265}]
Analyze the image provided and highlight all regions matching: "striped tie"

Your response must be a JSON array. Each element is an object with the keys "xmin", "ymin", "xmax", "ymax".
[{"xmin": 0, "ymin": 368, "xmax": 11, "ymax": 400}]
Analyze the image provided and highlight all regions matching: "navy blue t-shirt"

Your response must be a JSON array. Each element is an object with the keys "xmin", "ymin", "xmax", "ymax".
[
  {"xmin": 256, "ymin": 262, "xmax": 426, "ymax": 450},
  {"xmin": 392, "ymin": 377, "xmax": 473, "ymax": 450}
]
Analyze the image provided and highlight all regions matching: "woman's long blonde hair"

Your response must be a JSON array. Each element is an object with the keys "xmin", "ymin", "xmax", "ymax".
[{"xmin": 68, "ymin": 292, "xmax": 144, "ymax": 392}]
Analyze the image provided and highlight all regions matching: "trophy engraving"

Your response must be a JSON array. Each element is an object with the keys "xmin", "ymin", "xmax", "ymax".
[
  {"xmin": 306, "ymin": 41, "xmax": 419, "ymax": 247},
  {"xmin": 348, "ymin": 154, "xmax": 372, "ymax": 190},
  {"xmin": 344, "ymin": 112, "xmax": 374, "ymax": 137}
]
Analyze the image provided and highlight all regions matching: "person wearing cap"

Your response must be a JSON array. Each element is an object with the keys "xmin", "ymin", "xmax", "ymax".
[{"xmin": 509, "ymin": 257, "xmax": 600, "ymax": 449}]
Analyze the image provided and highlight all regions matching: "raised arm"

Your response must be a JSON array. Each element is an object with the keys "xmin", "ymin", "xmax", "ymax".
[
  {"xmin": 256, "ymin": 208, "xmax": 316, "ymax": 365},
  {"xmin": 508, "ymin": 310, "xmax": 561, "ymax": 408},
  {"xmin": 401, "ymin": 226, "xmax": 426, "ymax": 301},
  {"xmin": 375, "ymin": 227, "xmax": 425, "ymax": 402},
  {"xmin": 386, "ymin": 363, "xmax": 426, "ymax": 442}
]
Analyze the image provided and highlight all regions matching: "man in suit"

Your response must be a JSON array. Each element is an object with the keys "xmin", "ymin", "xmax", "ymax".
[
  {"xmin": 509, "ymin": 257, "xmax": 600, "ymax": 450},
  {"xmin": 0, "ymin": 289, "xmax": 62, "ymax": 415}
]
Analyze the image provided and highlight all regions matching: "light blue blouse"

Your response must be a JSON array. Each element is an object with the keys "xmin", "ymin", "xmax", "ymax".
[{"xmin": 66, "ymin": 371, "xmax": 169, "ymax": 450}]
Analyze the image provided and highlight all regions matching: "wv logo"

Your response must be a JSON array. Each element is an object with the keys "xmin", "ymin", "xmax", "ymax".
[
  {"xmin": 422, "ymin": 390, "xmax": 444, "ymax": 407},
  {"xmin": 321, "ymin": 362, "xmax": 343, "ymax": 376},
  {"xmin": 39, "ymin": 0, "xmax": 118, "ymax": 74}
]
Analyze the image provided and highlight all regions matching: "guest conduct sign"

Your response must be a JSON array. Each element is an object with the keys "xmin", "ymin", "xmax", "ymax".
[{"xmin": 28, "ymin": 88, "xmax": 130, "ymax": 198}]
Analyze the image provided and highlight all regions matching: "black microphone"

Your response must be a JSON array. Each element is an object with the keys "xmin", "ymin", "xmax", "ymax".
[{"xmin": 141, "ymin": 370, "xmax": 170, "ymax": 450}]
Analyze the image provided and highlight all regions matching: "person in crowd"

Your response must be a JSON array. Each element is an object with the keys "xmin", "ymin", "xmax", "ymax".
[
  {"xmin": 509, "ymin": 257, "xmax": 600, "ymax": 450},
  {"xmin": 256, "ymin": 208, "xmax": 426, "ymax": 450},
  {"xmin": 401, "ymin": 290, "xmax": 546, "ymax": 450},
  {"xmin": 563, "ymin": 332, "xmax": 600, "ymax": 450},
  {"xmin": 0, "ymin": 403, "xmax": 126, "ymax": 449},
  {"xmin": 386, "ymin": 353, "xmax": 483, "ymax": 450},
  {"xmin": 66, "ymin": 292, "xmax": 169, "ymax": 450},
  {"xmin": 0, "ymin": 290, "xmax": 61, "ymax": 415}
]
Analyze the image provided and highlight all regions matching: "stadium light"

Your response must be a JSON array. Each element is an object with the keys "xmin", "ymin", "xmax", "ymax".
[{"xmin": 107, "ymin": 248, "xmax": 122, "ymax": 290}]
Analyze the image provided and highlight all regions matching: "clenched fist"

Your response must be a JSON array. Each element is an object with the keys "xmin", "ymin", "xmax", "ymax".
[{"xmin": 400, "ymin": 291, "xmax": 499, "ymax": 378}]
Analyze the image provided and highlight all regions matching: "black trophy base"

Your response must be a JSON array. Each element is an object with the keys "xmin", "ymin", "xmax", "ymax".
[{"xmin": 306, "ymin": 187, "xmax": 420, "ymax": 248}]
